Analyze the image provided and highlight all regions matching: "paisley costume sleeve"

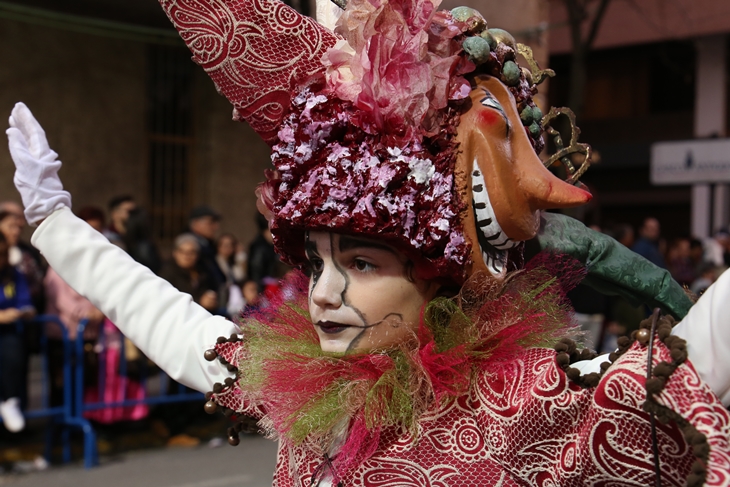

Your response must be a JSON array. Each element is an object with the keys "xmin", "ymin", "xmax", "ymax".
[
  {"xmin": 529, "ymin": 211, "xmax": 693, "ymax": 319},
  {"xmin": 474, "ymin": 340, "xmax": 730, "ymax": 485},
  {"xmin": 31, "ymin": 207, "xmax": 237, "ymax": 393}
]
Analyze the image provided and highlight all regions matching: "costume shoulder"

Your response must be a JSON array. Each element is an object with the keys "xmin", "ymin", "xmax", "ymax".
[
  {"xmin": 472, "ymin": 324, "xmax": 730, "ymax": 486},
  {"xmin": 527, "ymin": 211, "xmax": 693, "ymax": 319}
]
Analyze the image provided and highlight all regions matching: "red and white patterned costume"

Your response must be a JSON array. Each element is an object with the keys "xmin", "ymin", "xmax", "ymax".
[{"xmin": 210, "ymin": 332, "xmax": 730, "ymax": 486}]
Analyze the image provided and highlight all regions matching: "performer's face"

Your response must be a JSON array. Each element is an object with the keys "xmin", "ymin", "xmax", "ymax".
[
  {"xmin": 455, "ymin": 75, "xmax": 591, "ymax": 278},
  {"xmin": 306, "ymin": 231, "xmax": 439, "ymax": 353}
]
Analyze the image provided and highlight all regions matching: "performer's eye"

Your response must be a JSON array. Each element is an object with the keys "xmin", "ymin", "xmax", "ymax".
[
  {"xmin": 353, "ymin": 259, "xmax": 375, "ymax": 273},
  {"xmin": 480, "ymin": 95, "xmax": 503, "ymax": 112},
  {"xmin": 308, "ymin": 257, "xmax": 324, "ymax": 273}
]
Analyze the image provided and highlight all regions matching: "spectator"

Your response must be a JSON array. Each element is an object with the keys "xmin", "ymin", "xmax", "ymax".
[
  {"xmin": 666, "ymin": 237, "xmax": 695, "ymax": 287},
  {"xmin": 217, "ymin": 234, "xmax": 246, "ymax": 316},
  {"xmin": 689, "ymin": 237, "xmax": 705, "ymax": 273},
  {"xmin": 632, "ymin": 217, "xmax": 666, "ymax": 268},
  {"xmin": 691, "ymin": 263, "xmax": 720, "ymax": 296},
  {"xmin": 76, "ymin": 206, "xmax": 105, "ymax": 233},
  {"xmin": 122, "ymin": 208, "xmax": 161, "ymax": 274},
  {"xmin": 216, "ymin": 233, "xmax": 246, "ymax": 285},
  {"xmin": 248, "ymin": 213, "xmax": 286, "ymax": 290},
  {"xmin": 103, "ymin": 195, "xmax": 136, "ymax": 249},
  {"xmin": 612, "ymin": 223, "xmax": 635, "ymax": 249},
  {"xmin": 160, "ymin": 234, "xmax": 218, "ymax": 312},
  {"xmin": 0, "ymin": 232, "xmax": 35, "ymax": 432},
  {"xmin": 188, "ymin": 206, "xmax": 226, "ymax": 301},
  {"xmin": 0, "ymin": 210, "xmax": 45, "ymax": 311},
  {"xmin": 703, "ymin": 229, "xmax": 730, "ymax": 268},
  {"xmin": 44, "ymin": 267, "xmax": 104, "ymax": 406}
]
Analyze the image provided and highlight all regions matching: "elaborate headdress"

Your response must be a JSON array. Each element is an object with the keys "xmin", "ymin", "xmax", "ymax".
[{"xmin": 159, "ymin": 0, "xmax": 590, "ymax": 284}]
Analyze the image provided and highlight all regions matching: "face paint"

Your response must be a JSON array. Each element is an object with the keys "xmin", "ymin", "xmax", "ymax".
[{"xmin": 306, "ymin": 232, "xmax": 439, "ymax": 353}]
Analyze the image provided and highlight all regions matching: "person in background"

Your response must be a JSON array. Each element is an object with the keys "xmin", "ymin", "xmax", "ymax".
[
  {"xmin": 76, "ymin": 206, "xmax": 105, "ymax": 234},
  {"xmin": 216, "ymin": 233, "xmax": 246, "ymax": 317},
  {"xmin": 632, "ymin": 217, "xmax": 666, "ymax": 268},
  {"xmin": 103, "ymin": 195, "xmax": 136, "ymax": 249},
  {"xmin": 216, "ymin": 233, "xmax": 246, "ymax": 285},
  {"xmin": 122, "ymin": 208, "xmax": 161, "ymax": 275},
  {"xmin": 247, "ymin": 213, "xmax": 286, "ymax": 291},
  {"xmin": 703, "ymin": 229, "xmax": 730, "ymax": 268},
  {"xmin": 0, "ymin": 210, "xmax": 44, "ymax": 311},
  {"xmin": 689, "ymin": 237, "xmax": 705, "ymax": 273},
  {"xmin": 44, "ymin": 266, "xmax": 104, "ymax": 406},
  {"xmin": 160, "ymin": 234, "xmax": 218, "ymax": 312},
  {"xmin": 239, "ymin": 278, "xmax": 260, "ymax": 317},
  {"xmin": 666, "ymin": 237, "xmax": 696, "ymax": 287},
  {"xmin": 691, "ymin": 263, "xmax": 720, "ymax": 296},
  {"xmin": 188, "ymin": 206, "xmax": 226, "ymax": 304},
  {"xmin": 0, "ymin": 232, "xmax": 35, "ymax": 432},
  {"xmin": 612, "ymin": 223, "xmax": 635, "ymax": 249}
]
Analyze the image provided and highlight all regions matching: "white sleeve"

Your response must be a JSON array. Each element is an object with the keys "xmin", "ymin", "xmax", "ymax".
[
  {"xmin": 672, "ymin": 268, "xmax": 730, "ymax": 407},
  {"xmin": 31, "ymin": 207, "xmax": 236, "ymax": 393}
]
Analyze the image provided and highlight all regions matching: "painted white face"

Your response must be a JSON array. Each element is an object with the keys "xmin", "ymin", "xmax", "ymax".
[{"xmin": 306, "ymin": 232, "xmax": 439, "ymax": 353}]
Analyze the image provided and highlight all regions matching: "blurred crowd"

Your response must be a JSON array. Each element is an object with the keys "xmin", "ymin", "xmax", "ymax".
[
  {"xmin": 570, "ymin": 216, "xmax": 727, "ymax": 353},
  {"xmin": 0, "ymin": 196, "xmax": 286, "ymax": 443},
  {"xmin": 2, "ymin": 198, "xmax": 726, "ymax": 442}
]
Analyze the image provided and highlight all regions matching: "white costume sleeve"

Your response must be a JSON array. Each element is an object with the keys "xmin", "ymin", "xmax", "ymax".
[
  {"xmin": 671, "ymin": 268, "xmax": 730, "ymax": 407},
  {"xmin": 31, "ymin": 207, "xmax": 236, "ymax": 393}
]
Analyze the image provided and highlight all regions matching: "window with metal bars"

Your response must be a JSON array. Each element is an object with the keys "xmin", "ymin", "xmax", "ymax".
[{"xmin": 146, "ymin": 45, "xmax": 195, "ymax": 244}]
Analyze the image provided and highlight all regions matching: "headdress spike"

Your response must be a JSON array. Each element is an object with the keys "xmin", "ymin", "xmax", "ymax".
[{"xmin": 158, "ymin": 0, "xmax": 340, "ymax": 144}]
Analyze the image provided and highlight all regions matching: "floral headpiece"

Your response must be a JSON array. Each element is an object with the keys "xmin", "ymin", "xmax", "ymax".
[{"xmin": 159, "ymin": 0, "xmax": 555, "ymax": 284}]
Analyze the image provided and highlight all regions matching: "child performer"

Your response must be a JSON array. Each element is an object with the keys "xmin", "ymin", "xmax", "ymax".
[{"xmin": 7, "ymin": 0, "xmax": 730, "ymax": 484}]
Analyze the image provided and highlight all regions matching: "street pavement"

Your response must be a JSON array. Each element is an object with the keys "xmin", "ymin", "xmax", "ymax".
[{"xmin": 1, "ymin": 434, "xmax": 278, "ymax": 487}]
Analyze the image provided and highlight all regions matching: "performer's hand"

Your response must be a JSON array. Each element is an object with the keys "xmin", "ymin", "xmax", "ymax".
[{"xmin": 6, "ymin": 102, "xmax": 71, "ymax": 226}]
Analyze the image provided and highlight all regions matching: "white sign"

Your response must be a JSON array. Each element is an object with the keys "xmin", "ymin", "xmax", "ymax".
[{"xmin": 651, "ymin": 139, "xmax": 730, "ymax": 184}]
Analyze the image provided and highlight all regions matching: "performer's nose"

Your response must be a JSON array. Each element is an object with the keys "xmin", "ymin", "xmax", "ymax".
[{"xmin": 310, "ymin": 264, "xmax": 345, "ymax": 309}]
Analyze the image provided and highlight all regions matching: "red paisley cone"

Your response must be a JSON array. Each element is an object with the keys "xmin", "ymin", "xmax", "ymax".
[{"xmin": 158, "ymin": 0, "xmax": 340, "ymax": 144}]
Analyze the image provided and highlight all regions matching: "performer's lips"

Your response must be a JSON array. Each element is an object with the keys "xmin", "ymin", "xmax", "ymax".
[{"xmin": 316, "ymin": 321, "xmax": 353, "ymax": 334}]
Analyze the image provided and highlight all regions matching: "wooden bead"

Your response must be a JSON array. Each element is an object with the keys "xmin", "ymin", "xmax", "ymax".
[
  {"xmin": 636, "ymin": 328, "xmax": 650, "ymax": 345},
  {"xmin": 204, "ymin": 400, "xmax": 217, "ymax": 414},
  {"xmin": 204, "ymin": 349, "xmax": 218, "ymax": 361}
]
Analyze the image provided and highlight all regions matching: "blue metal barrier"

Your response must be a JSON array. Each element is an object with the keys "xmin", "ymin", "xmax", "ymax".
[
  {"xmin": 74, "ymin": 320, "xmax": 204, "ymax": 468},
  {"xmin": 1, "ymin": 315, "xmax": 207, "ymax": 469},
  {"xmin": 0, "ymin": 316, "xmax": 83, "ymax": 464}
]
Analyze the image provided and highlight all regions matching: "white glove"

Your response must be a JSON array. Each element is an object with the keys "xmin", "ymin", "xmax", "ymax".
[{"xmin": 6, "ymin": 102, "xmax": 71, "ymax": 226}]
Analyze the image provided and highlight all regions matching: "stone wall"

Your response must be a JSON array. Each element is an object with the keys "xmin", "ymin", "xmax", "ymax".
[{"xmin": 0, "ymin": 16, "xmax": 271, "ymax": 250}]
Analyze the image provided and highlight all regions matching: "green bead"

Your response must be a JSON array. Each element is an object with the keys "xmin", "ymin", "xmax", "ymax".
[
  {"xmin": 520, "ymin": 107, "xmax": 534, "ymax": 125},
  {"xmin": 502, "ymin": 60, "xmax": 521, "ymax": 86},
  {"xmin": 451, "ymin": 7, "xmax": 487, "ymax": 33},
  {"xmin": 528, "ymin": 121, "xmax": 541, "ymax": 138},
  {"xmin": 462, "ymin": 36, "xmax": 491, "ymax": 65},
  {"xmin": 480, "ymin": 30, "xmax": 497, "ymax": 51},
  {"xmin": 531, "ymin": 106, "xmax": 543, "ymax": 121}
]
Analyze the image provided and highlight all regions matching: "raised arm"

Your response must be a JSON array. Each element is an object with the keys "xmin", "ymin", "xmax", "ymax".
[{"xmin": 7, "ymin": 102, "xmax": 236, "ymax": 393}]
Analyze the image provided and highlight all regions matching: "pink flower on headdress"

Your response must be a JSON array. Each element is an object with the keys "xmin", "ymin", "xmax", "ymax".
[{"xmin": 323, "ymin": 0, "xmax": 469, "ymax": 143}]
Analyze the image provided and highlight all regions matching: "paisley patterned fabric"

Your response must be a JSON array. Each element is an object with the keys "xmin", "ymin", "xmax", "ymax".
[
  {"xmin": 211, "ymin": 338, "xmax": 730, "ymax": 486},
  {"xmin": 158, "ymin": 0, "xmax": 339, "ymax": 144}
]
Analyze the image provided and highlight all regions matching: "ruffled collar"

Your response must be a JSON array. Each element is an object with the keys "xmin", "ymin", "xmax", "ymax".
[{"xmin": 212, "ymin": 253, "xmax": 582, "ymax": 475}]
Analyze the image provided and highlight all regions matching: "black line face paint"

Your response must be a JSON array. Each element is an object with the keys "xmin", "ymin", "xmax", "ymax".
[
  {"xmin": 305, "ymin": 232, "xmax": 322, "ymax": 301},
  {"xmin": 306, "ymin": 231, "xmax": 434, "ymax": 353}
]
